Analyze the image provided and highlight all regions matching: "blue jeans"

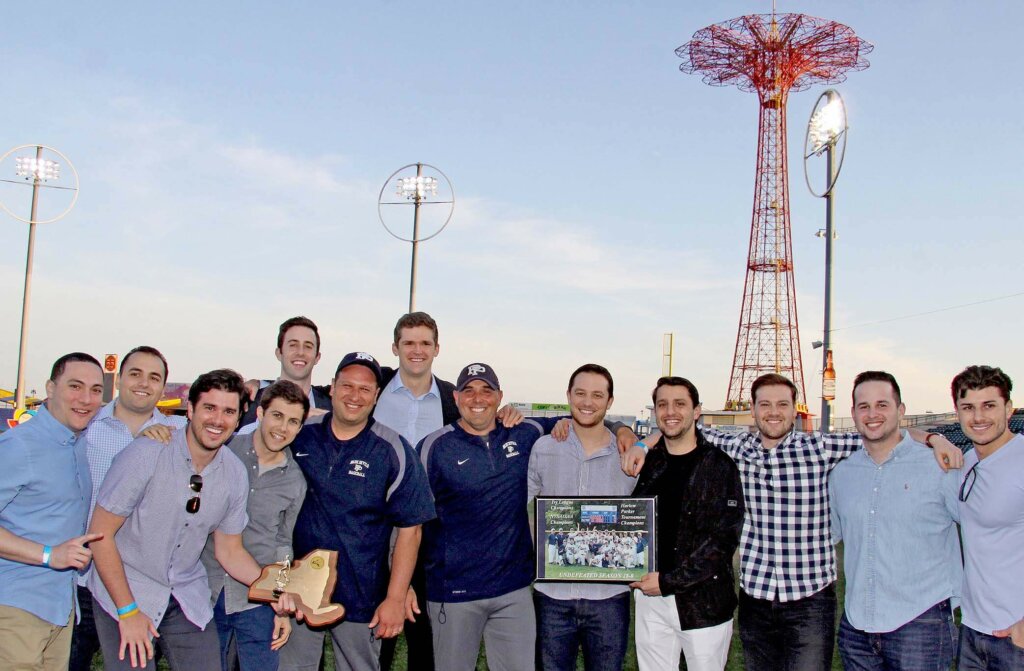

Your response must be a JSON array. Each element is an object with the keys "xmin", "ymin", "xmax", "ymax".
[
  {"xmin": 837, "ymin": 599, "xmax": 955, "ymax": 670},
  {"xmin": 534, "ymin": 591, "xmax": 630, "ymax": 671},
  {"xmin": 958, "ymin": 625, "xmax": 1024, "ymax": 671},
  {"xmin": 213, "ymin": 592, "xmax": 279, "ymax": 671},
  {"xmin": 738, "ymin": 584, "xmax": 837, "ymax": 671}
]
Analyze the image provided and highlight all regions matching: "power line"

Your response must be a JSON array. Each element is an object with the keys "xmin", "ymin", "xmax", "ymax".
[{"xmin": 831, "ymin": 291, "xmax": 1024, "ymax": 334}]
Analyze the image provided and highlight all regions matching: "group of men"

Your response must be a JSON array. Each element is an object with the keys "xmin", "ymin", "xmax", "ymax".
[
  {"xmin": 0, "ymin": 310, "xmax": 1020, "ymax": 671},
  {"xmin": 546, "ymin": 530, "xmax": 647, "ymax": 569}
]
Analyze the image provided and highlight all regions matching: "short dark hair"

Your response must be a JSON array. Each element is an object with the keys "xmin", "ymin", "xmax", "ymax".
[
  {"xmin": 951, "ymin": 365, "xmax": 1013, "ymax": 403},
  {"xmin": 852, "ymin": 371, "xmax": 902, "ymax": 405},
  {"xmin": 751, "ymin": 373, "xmax": 798, "ymax": 404},
  {"xmin": 260, "ymin": 379, "xmax": 311, "ymax": 422},
  {"xmin": 567, "ymin": 364, "xmax": 614, "ymax": 397},
  {"xmin": 119, "ymin": 345, "xmax": 169, "ymax": 381},
  {"xmin": 652, "ymin": 376, "xmax": 700, "ymax": 406},
  {"xmin": 277, "ymin": 316, "xmax": 320, "ymax": 354},
  {"xmin": 393, "ymin": 312, "xmax": 439, "ymax": 345},
  {"xmin": 50, "ymin": 352, "xmax": 102, "ymax": 382},
  {"xmin": 188, "ymin": 369, "xmax": 247, "ymax": 414}
]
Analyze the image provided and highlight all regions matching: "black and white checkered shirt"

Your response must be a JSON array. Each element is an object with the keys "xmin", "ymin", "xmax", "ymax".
[{"xmin": 702, "ymin": 427, "xmax": 861, "ymax": 602}]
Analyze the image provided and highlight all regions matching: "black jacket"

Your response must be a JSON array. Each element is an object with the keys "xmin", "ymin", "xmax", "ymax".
[
  {"xmin": 239, "ymin": 382, "xmax": 332, "ymax": 431},
  {"xmin": 632, "ymin": 432, "xmax": 744, "ymax": 629}
]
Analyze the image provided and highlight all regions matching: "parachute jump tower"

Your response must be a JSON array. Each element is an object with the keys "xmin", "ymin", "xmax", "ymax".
[{"xmin": 677, "ymin": 13, "xmax": 871, "ymax": 409}]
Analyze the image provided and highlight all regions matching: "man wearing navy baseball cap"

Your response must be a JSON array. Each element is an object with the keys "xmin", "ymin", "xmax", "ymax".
[
  {"xmin": 279, "ymin": 352, "xmax": 435, "ymax": 671},
  {"xmin": 417, "ymin": 362, "xmax": 635, "ymax": 671}
]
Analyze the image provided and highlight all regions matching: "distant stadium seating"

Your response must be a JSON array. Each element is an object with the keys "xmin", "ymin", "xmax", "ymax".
[{"xmin": 927, "ymin": 408, "xmax": 1024, "ymax": 451}]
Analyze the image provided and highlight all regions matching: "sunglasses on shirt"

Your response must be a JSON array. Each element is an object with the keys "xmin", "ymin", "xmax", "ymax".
[
  {"xmin": 186, "ymin": 474, "xmax": 203, "ymax": 514},
  {"xmin": 958, "ymin": 461, "xmax": 979, "ymax": 503}
]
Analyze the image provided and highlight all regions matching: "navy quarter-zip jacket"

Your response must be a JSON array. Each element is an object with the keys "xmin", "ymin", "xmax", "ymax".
[{"xmin": 418, "ymin": 420, "xmax": 546, "ymax": 603}]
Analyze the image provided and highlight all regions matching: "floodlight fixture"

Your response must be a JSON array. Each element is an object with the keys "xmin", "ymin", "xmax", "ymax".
[
  {"xmin": 0, "ymin": 144, "xmax": 80, "ymax": 412},
  {"xmin": 378, "ymin": 163, "xmax": 455, "ymax": 312},
  {"xmin": 15, "ymin": 157, "xmax": 60, "ymax": 182},
  {"xmin": 808, "ymin": 91, "xmax": 847, "ymax": 156},
  {"xmin": 397, "ymin": 176, "xmax": 438, "ymax": 201},
  {"xmin": 802, "ymin": 89, "xmax": 850, "ymax": 431}
]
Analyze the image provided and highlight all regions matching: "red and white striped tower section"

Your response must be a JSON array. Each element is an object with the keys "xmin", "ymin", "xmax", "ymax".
[{"xmin": 677, "ymin": 13, "xmax": 871, "ymax": 410}]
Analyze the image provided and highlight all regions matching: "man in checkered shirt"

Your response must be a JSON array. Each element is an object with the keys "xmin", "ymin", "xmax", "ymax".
[{"xmin": 624, "ymin": 372, "xmax": 961, "ymax": 671}]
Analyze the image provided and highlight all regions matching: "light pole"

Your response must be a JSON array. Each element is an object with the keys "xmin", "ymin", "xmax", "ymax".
[
  {"xmin": 378, "ymin": 163, "xmax": 454, "ymax": 312},
  {"xmin": 0, "ymin": 145, "xmax": 80, "ymax": 412},
  {"xmin": 804, "ymin": 90, "xmax": 848, "ymax": 431}
]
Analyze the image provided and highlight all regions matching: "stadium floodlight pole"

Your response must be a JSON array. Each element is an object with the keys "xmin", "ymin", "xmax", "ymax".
[
  {"xmin": 804, "ymin": 89, "xmax": 848, "ymax": 431},
  {"xmin": 399, "ymin": 164, "xmax": 433, "ymax": 312},
  {"xmin": 0, "ymin": 144, "xmax": 80, "ymax": 412},
  {"xmin": 378, "ymin": 163, "xmax": 455, "ymax": 312}
]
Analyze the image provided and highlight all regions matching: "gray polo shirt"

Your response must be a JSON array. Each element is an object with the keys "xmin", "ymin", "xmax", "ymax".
[
  {"xmin": 201, "ymin": 433, "xmax": 307, "ymax": 613},
  {"xmin": 88, "ymin": 428, "xmax": 249, "ymax": 629},
  {"xmin": 527, "ymin": 426, "xmax": 637, "ymax": 600}
]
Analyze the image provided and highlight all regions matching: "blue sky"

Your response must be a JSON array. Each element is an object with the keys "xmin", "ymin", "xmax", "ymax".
[{"xmin": 0, "ymin": 1, "xmax": 1021, "ymax": 418}]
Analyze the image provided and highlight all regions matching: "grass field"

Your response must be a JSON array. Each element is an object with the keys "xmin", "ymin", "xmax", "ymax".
[{"xmin": 90, "ymin": 551, "xmax": 847, "ymax": 670}]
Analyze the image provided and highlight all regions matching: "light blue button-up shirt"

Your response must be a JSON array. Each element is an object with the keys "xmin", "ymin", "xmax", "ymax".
[
  {"xmin": 373, "ymin": 373, "xmax": 443, "ymax": 446},
  {"xmin": 0, "ymin": 404, "xmax": 92, "ymax": 625},
  {"xmin": 829, "ymin": 431, "xmax": 961, "ymax": 632}
]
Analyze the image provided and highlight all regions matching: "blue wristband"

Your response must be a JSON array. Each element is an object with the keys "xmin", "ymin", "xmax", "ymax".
[
  {"xmin": 116, "ymin": 602, "xmax": 138, "ymax": 616},
  {"xmin": 41, "ymin": 545, "xmax": 52, "ymax": 567}
]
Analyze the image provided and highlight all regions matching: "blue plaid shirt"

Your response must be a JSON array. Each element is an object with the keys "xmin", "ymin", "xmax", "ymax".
[
  {"xmin": 84, "ymin": 401, "xmax": 187, "ymax": 509},
  {"xmin": 701, "ymin": 427, "xmax": 861, "ymax": 602}
]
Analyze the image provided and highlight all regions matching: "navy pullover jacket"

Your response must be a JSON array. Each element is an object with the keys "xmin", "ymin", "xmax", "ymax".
[
  {"xmin": 418, "ymin": 419, "xmax": 551, "ymax": 603},
  {"xmin": 291, "ymin": 416, "xmax": 435, "ymax": 622}
]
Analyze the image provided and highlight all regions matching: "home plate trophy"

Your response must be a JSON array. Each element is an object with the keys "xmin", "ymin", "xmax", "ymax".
[{"xmin": 249, "ymin": 549, "xmax": 345, "ymax": 626}]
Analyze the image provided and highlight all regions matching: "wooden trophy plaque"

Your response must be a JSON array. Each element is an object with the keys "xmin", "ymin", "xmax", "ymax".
[{"xmin": 249, "ymin": 549, "xmax": 345, "ymax": 626}]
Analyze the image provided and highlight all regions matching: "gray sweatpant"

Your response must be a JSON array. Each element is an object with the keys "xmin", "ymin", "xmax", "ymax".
[
  {"xmin": 427, "ymin": 587, "xmax": 535, "ymax": 671},
  {"xmin": 277, "ymin": 618, "xmax": 381, "ymax": 671}
]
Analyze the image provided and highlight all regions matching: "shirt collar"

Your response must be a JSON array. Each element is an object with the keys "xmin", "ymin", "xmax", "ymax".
[
  {"xmin": 321, "ymin": 413, "xmax": 375, "ymax": 444},
  {"xmin": 243, "ymin": 435, "xmax": 296, "ymax": 472},
  {"xmin": 96, "ymin": 399, "xmax": 166, "ymax": 427},
  {"xmin": 567, "ymin": 424, "xmax": 617, "ymax": 459},
  {"xmin": 744, "ymin": 427, "xmax": 797, "ymax": 450},
  {"xmin": 871, "ymin": 430, "xmax": 915, "ymax": 463},
  {"xmin": 176, "ymin": 424, "xmax": 227, "ymax": 474},
  {"xmin": 33, "ymin": 403, "xmax": 78, "ymax": 443},
  {"xmin": 385, "ymin": 371, "xmax": 440, "ymax": 399},
  {"xmin": 848, "ymin": 430, "xmax": 916, "ymax": 466}
]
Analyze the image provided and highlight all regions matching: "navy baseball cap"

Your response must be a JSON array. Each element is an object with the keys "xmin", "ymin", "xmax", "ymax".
[
  {"xmin": 456, "ymin": 363, "xmax": 500, "ymax": 391},
  {"xmin": 335, "ymin": 352, "xmax": 383, "ymax": 387}
]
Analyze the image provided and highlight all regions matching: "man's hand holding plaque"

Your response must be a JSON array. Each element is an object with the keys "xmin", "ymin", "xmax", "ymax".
[{"xmin": 249, "ymin": 549, "xmax": 345, "ymax": 627}]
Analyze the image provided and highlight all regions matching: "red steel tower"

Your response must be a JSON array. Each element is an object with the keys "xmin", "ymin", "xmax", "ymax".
[{"xmin": 677, "ymin": 13, "xmax": 870, "ymax": 409}]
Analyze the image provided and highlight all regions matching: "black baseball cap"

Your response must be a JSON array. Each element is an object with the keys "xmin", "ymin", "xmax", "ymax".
[
  {"xmin": 456, "ymin": 363, "xmax": 500, "ymax": 391},
  {"xmin": 335, "ymin": 352, "xmax": 383, "ymax": 387}
]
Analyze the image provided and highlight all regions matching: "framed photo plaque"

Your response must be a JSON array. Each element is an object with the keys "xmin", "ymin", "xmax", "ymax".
[{"xmin": 534, "ymin": 496, "xmax": 656, "ymax": 583}]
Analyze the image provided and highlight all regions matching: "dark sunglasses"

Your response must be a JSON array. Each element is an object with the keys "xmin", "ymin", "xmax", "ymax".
[
  {"xmin": 958, "ymin": 462, "xmax": 979, "ymax": 503},
  {"xmin": 186, "ymin": 474, "xmax": 203, "ymax": 514}
]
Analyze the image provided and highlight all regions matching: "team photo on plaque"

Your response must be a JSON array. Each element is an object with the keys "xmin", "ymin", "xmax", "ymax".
[{"xmin": 535, "ymin": 496, "xmax": 657, "ymax": 583}]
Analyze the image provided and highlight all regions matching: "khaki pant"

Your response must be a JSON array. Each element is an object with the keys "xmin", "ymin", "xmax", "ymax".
[{"xmin": 0, "ymin": 604, "xmax": 74, "ymax": 671}]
